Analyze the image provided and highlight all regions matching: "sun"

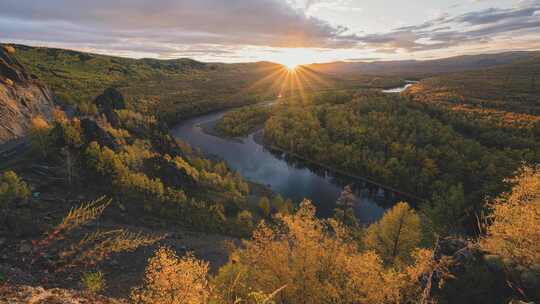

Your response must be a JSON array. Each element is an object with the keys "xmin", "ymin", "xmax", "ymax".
[
  {"xmin": 283, "ymin": 62, "xmax": 299, "ymax": 71},
  {"xmin": 272, "ymin": 48, "xmax": 317, "ymax": 71}
]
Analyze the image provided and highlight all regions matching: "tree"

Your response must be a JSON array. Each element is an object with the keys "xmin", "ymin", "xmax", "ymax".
[
  {"xmin": 0, "ymin": 171, "xmax": 30, "ymax": 214},
  {"xmin": 213, "ymin": 200, "xmax": 428, "ymax": 304},
  {"xmin": 131, "ymin": 247, "xmax": 210, "ymax": 304},
  {"xmin": 423, "ymin": 183, "xmax": 466, "ymax": 236},
  {"xmin": 480, "ymin": 166, "xmax": 540, "ymax": 300},
  {"xmin": 336, "ymin": 185, "xmax": 354, "ymax": 208},
  {"xmin": 29, "ymin": 115, "xmax": 51, "ymax": 157},
  {"xmin": 235, "ymin": 210, "xmax": 254, "ymax": 236},
  {"xmin": 364, "ymin": 202, "xmax": 422, "ymax": 265},
  {"xmin": 258, "ymin": 197, "xmax": 271, "ymax": 218},
  {"xmin": 334, "ymin": 185, "xmax": 358, "ymax": 227},
  {"xmin": 481, "ymin": 166, "xmax": 540, "ymax": 269}
]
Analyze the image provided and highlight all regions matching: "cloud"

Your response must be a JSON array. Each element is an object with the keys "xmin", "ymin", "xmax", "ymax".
[
  {"xmin": 354, "ymin": 1, "xmax": 540, "ymax": 52},
  {"xmin": 0, "ymin": 0, "xmax": 359, "ymax": 56},
  {"xmin": 0, "ymin": 0, "xmax": 539, "ymax": 61}
]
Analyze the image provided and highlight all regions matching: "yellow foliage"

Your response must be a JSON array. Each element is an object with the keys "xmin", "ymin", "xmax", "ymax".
[
  {"xmin": 2, "ymin": 45, "xmax": 16, "ymax": 54},
  {"xmin": 481, "ymin": 166, "xmax": 540, "ymax": 268},
  {"xmin": 59, "ymin": 196, "xmax": 110, "ymax": 232},
  {"xmin": 81, "ymin": 271, "xmax": 106, "ymax": 294},
  {"xmin": 30, "ymin": 115, "xmax": 50, "ymax": 131},
  {"xmin": 364, "ymin": 202, "xmax": 422, "ymax": 265},
  {"xmin": 213, "ymin": 200, "xmax": 417, "ymax": 304},
  {"xmin": 29, "ymin": 115, "xmax": 51, "ymax": 156},
  {"xmin": 68, "ymin": 229, "xmax": 164, "ymax": 267},
  {"xmin": 132, "ymin": 247, "xmax": 210, "ymax": 304}
]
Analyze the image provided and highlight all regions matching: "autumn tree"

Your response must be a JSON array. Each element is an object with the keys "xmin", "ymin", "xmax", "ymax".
[
  {"xmin": 213, "ymin": 200, "xmax": 429, "ymax": 304},
  {"xmin": 364, "ymin": 202, "xmax": 422, "ymax": 265},
  {"xmin": 29, "ymin": 115, "xmax": 51, "ymax": 157},
  {"xmin": 481, "ymin": 166, "xmax": 540, "ymax": 266},
  {"xmin": 131, "ymin": 247, "xmax": 210, "ymax": 304}
]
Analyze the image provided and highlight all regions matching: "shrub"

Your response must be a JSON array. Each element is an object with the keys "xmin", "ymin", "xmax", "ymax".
[
  {"xmin": 0, "ymin": 171, "xmax": 30, "ymax": 211},
  {"xmin": 33, "ymin": 197, "xmax": 163, "ymax": 270},
  {"xmin": 29, "ymin": 116, "xmax": 51, "ymax": 157},
  {"xmin": 131, "ymin": 247, "xmax": 210, "ymax": 304},
  {"xmin": 2, "ymin": 45, "xmax": 16, "ymax": 54},
  {"xmin": 81, "ymin": 271, "xmax": 105, "ymax": 294}
]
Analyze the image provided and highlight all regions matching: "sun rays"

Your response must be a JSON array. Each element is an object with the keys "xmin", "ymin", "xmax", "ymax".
[{"xmin": 234, "ymin": 62, "xmax": 336, "ymax": 106}]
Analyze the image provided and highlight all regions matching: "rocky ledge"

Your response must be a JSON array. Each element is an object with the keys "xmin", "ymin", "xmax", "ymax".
[{"xmin": 0, "ymin": 44, "xmax": 55, "ymax": 144}]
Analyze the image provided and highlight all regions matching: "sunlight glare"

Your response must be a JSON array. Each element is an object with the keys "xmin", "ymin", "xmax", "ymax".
[
  {"xmin": 284, "ymin": 62, "xmax": 299, "ymax": 71},
  {"xmin": 271, "ymin": 48, "xmax": 320, "ymax": 71}
]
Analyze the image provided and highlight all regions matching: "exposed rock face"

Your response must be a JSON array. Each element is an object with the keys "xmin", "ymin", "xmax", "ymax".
[{"xmin": 0, "ymin": 45, "xmax": 55, "ymax": 144}]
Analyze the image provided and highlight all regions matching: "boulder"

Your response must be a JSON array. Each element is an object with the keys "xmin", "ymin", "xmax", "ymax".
[
  {"xmin": 80, "ymin": 118, "xmax": 117, "ymax": 150},
  {"xmin": 93, "ymin": 87, "xmax": 125, "ymax": 126}
]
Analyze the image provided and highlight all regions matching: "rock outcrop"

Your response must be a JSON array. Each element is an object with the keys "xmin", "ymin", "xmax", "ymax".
[{"xmin": 0, "ymin": 45, "xmax": 55, "ymax": 144}]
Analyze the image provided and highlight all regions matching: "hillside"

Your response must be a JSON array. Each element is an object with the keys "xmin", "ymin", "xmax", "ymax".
[
  {"xmin": 402, "ymin": 54, "xmax": 540, "ymax": 150},
  {"xmin": 308, "ymin": 51, "xmax": 540, "ymax": 78},
  {"xmin": 11, "ymin": 45, "xmax": 405, "ymax": 124}
]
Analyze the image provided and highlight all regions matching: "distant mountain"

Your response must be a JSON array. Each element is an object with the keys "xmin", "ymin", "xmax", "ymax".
[{"xmin": 307, "ymin": 51, "xmax": 540, "ymax": 78}]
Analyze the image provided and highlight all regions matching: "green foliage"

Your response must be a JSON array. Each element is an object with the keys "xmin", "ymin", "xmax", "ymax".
[
  {"xmin": 216, "ymin": 105, "xmax": 271, "ymax": 137},
  {"xmin": 235, "ymin": 210, "xmax": 255, "ymax": 237},
  {"xmin": 271, "ymin": 195, "xmax": 293, "ymax": 215},
  {"xmin": 423, "ymin": 184, "xmax": 467, "ymax": 236},
  {"xmin": 81, "ymin": 271, "xmax": 105, "ymax": 294},
  {"xmin": 0, "ymin": 171, "xmax": 30, "ymax": 210},
  {"xmin": 263, "ymin": 91, "xmax": 535, "ymax": 234},
  {"xmin": 363, "ymin": 202, "xmax": 422, "ymax": 265},
  {"xmin": 28, "ymin": 116, "xmax": 52, "ymax": 157},
  {"xmin": 258, "ymin": 197, "xmax": 271, "ymax": 218}
]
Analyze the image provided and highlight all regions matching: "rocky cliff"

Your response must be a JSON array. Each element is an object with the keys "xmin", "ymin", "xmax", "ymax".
[{"xmin": 0, "ymin": 44, "xmax": 55, "ymax": 144}]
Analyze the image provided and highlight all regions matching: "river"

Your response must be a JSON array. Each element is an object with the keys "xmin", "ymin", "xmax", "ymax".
[
  {"xmin": 171, "ymin": 83, "xmax": 417, "ymax": 224},
  {"xmin": 382, "ymin": 80, "xmax": 418, "ymax": 93}
]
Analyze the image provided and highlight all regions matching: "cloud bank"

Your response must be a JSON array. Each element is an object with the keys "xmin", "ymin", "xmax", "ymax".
[
  {"xmin": 0, "ymin": 0, "xmax": 358, "ymax": 57},
  {"xmin": 356, "ymin": 1, "xmax": 540, "ymax": 53},
  {"xmin": 0, "ymin": 0, "xmax": 539, "ymax": 61}
]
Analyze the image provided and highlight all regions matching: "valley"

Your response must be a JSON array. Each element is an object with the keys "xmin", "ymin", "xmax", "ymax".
[{"xmin": 1, "ymin": 43, "xmax": 539, "ymax": 304}]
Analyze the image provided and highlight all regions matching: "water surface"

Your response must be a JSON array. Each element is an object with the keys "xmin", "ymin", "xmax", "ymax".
[{"xmin": 382, "ymin": 80, "xmax": 418, "ymax": 93}]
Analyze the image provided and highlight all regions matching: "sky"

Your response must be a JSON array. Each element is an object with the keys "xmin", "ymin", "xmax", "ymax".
[{"xmin": 1, "ymin": 0, "xmax": 540, "ymax": 64}]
